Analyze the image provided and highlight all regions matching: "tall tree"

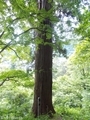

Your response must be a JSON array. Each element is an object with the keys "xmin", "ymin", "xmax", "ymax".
[{"xmin": 32, "ymin": 0, "xmax": 55, "ymax": 117}]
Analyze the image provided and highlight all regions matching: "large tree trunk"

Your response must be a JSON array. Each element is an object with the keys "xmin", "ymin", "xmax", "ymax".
[{"xmin": 32, "ymin": 0, "xmax": 55, "ymax": 117}]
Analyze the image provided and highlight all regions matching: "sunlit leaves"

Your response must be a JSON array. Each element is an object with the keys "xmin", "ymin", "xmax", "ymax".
[
  {"xmin": 75, "ymin": 10, "xmax": 90, "ymax": 38},
  {"xmin": 67, "ymin": 38, "xmax": 90, "ymax": 83},
  {"xmin": 0, "ymin": 0, "xmax": 7, "ymax": 14},
  {"xmin": 0, "ymin": 0, "xmax": 84, "ymax": 61},
  {"xmin": 0, "ymin": 70, "xmax": 28, "ymax": 80},
  {"xmin": 0, "ymin": 69, "xmax": 34, "ymax": 88},
  {"xmin": 13, "ymin": 45, "xmax": 31, "ymax": 61},
  {"xmin": 69, "ymin": 39, "xmax": 90, "ymax": 65}
]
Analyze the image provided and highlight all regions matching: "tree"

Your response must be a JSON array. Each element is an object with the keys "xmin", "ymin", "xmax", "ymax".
[
  {"xmin": 0, "ymin": 0, "xmax": 87, "ymax": 118},
  {"xmin": 67, "ymin": 39, "xmax": 90, "ymax": 117},
  {"xmin": 72, "ymin": 7, "xmax": 90, "ymax": 78},
  {"xmin": 69, "ymin": 38, "xmax": 90, "ymax": 78},
  {"xmin": 32, "ymin": 0, "xmax": 55, "ymax": 117}
]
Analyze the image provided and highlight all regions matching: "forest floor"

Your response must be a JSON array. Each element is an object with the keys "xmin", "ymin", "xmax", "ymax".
[{"xmin": 52, "ymin": 115, "xmax": 62, "ymax": 120}]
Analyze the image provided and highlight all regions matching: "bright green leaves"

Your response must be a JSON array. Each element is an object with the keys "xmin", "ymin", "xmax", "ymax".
[
  {"xmin": 0, "ymin": 0, "xmax": 82, "ymax": 57},
  {"xmin": 37, "ymin": 8, "xmax": 56, "ymax": 22},
  {"xmin": 69, "ymin": 39, "xmax": 90, "ymax": 80},
  {"xmin": 75, "ymin": 10, "xmax": 90, "ymax": 38},
  {"xmin": 0, "ymin": 0, "xmax": 7, "ymax": 14},
  {"xmin": 71, "ymin": 8, "xmax": 90, "ymax": 79},
  {"xmin": 13, "ymin": 45, "xmax": 31, "ymax": 61},
  {"xmin": 0, "ymin": 69, "xmax": 34, "ymax": 88},
  {"xmin": 10, "ymin": 0, "xmax": 37, "ymax": 19},
  {"xmin": 0, "ymin": 70, "xmax": 28, "ymax": 80},
  {"xmin": 0, "ymin": 0, "xmax": 36, "ymax": 62},
  {"xmin": 0, "ymin": 0, "xmax": 88, "ymax": 63},
  {"xmin": 69, "ymin": 39, "xmax": 90, "ymax": 65}
]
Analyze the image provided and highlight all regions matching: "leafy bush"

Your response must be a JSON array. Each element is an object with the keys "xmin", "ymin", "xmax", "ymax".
[
  {"xmin": 0, "ymin": 70, "xmax": 34, "ymax": 120},
  {"xmin": 53, "ymin": 75, "xmax": 82, "ymax": 108}
]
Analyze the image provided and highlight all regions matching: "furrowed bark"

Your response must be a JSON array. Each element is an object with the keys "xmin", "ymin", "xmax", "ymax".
[{"xmin": 32, "ymin": 0, "xmax": 55, "ymax": 117}]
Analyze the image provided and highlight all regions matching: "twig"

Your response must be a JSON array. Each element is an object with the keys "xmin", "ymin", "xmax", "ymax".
[
  {"xmin": 0, "ymin": 41, "xmax": 12, "ymax": 53},
  {"xmin": 0, "ymin": 76, "xmax": 19, "ymax": 86},
  {"xmin": 16, "ymin": 27, "xmax": 40, "ymax": 37},
  {"xmin": 0, "ymin": 31, "xmax": 4, "ymax": 38},
  {"xmin": 0, "ymin": 78, "xmax": 9, "ymax": 86},
  {"xmin": 8, "ymin": 46, "xmax": 21, "ymax": 59},
  {"xmin": 0, "ymin": 27, "xmax": 36, "ymax": 54}
]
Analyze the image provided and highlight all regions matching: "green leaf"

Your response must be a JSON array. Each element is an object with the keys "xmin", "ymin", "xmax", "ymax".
[{"xmin": 0, "ymin": 70, "xmax": 28, "ymax": 80}]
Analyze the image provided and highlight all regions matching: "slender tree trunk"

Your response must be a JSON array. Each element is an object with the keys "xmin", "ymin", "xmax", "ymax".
[{"xmin": 32, "ymin": 0, "xmax": 55, "ymax": 117}]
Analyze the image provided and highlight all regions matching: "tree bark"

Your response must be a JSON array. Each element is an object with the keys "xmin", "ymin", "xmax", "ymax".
[{"xmin": 32, "ymin": 0, "xmax": 55, "ymax": 117}]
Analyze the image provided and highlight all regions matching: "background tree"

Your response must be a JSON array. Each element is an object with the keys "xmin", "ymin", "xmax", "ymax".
[{"xmin": 68, "ymin": 8, "xmax": 90, "ymax": 114}]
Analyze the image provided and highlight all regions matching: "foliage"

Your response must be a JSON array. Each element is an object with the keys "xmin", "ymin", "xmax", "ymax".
[
  {"xmin": 0, "ymin": 0, "xmax": 84, "ymax": 59},
  {"xmin": 0, "ymin": 69, "xmax": 34, "ymax": 88},
  {"xmin": 53, "ymin": 75, "xmax": 82, "ymax": 108},
  {"xmin": 68, "ymin": 39, "xmax": 90, "ymax": 82},
  {"xmin": 0, "ymin": 70, "xmax": 27, "ymax": 78},
  {"xmin": 0, "ymin": 0, "xmax": 90, "ymax": 119},
  {"xmin": 66, "ymin": 38, "xmax": 90, "ymax": 119},
  {"xmin": 75, "ymin": 10, "xmax": 90, "ymax": 38},
  {"xmin": 0, "ymin": 69, "xmax": 90, "ymax": 119},
  {"xmin": 0, "ymin": 70, "xmax": 34, "ymax": 120}
]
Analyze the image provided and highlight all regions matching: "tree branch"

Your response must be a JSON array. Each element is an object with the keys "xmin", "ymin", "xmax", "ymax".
[
  {"xmin": 0, "ymin": 76, "xmax": 19, "ymax": 86},
  {"xmin": 0, "ymin": 41, "xmax": 12, "ymax": 54},
  {"xmin": 8, "ymin": 46, "xmax": 21, "ymax": 59},
  {"xmin": 16, "ymin": 27, "xmax": 39, "ymax": 37},
  {"xmin": 0, "ymin": 31, "xmax": 4, "ymax": 38},
  {"xmin": 0, "ymin": 78, "xmax": 9, "ymax": 86},
  {"xmin": 0, "ymin": 27, "xmax": 40, "ymax": 54}
]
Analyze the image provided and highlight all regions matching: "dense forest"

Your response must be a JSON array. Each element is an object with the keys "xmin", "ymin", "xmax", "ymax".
[{"xmin": 0, "ymin": 0, "xmax": 90, "ymax": 120}]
